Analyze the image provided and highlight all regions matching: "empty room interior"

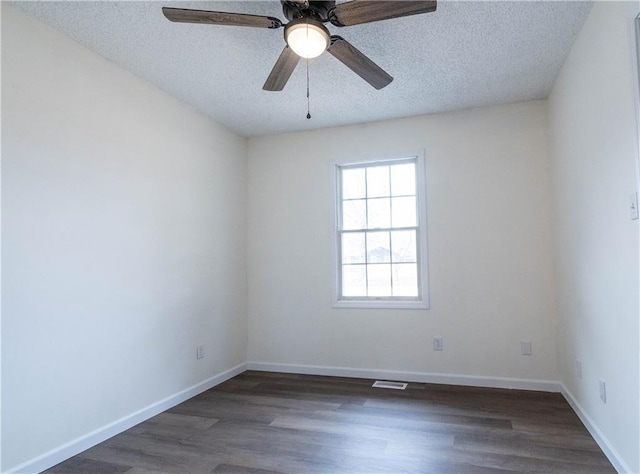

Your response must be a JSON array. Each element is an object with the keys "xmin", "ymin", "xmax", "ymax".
[{"xmin": 2, "ymin": 1, "xmax": 640, "ymax": 473}]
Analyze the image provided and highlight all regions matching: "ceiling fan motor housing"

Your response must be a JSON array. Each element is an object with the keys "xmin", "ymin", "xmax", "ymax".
[{"xmin": 282, "ymin": 0, "xmax": 336, "ymax": 22}]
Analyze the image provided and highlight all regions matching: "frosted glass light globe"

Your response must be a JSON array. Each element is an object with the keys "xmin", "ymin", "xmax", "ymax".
[{"xmin": 285, "ymin": 20, "xmax": 330, "ymax": 59}]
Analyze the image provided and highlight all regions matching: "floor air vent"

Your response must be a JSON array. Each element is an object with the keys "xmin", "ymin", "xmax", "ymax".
[{"xmin": 372, "ymin": 380, "xmax": 407, "ymax": 390}]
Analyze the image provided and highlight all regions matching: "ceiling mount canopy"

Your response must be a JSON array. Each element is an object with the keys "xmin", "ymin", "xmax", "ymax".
[{"xmin": 284, "ymin": 18, "xmax": 330, "ymax": 59}]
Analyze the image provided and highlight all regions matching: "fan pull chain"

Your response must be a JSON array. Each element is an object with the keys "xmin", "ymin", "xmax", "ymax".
[
  {"xmin": 305, "ymin": 19, "xmax": 311, "ymax": 120},
  {"xmin": 306, "ymin": 56, "xmax": 311, "ymax": 119}
]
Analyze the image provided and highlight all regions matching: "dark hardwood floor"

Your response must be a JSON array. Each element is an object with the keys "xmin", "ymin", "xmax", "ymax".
[{"xmin": 45, "ymin": 371, "xmax": 615, "ymax": 473}]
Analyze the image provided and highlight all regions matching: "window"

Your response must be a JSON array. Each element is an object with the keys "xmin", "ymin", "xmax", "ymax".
[{"xmin": 333, "ymin": 155, "xmax": 429, "ymax": 309}]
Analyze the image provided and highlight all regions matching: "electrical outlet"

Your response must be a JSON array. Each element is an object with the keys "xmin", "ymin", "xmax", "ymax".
[
  {"xmin": 630, "ymin": 192, "xmax": 639, "ymax": 220},
  {"xmin": 520, "ymin": 340, "xmax": 532, "ymax": 356},
  {"xmin": 576, "ymin": 359, "xmax": 582, "ymax": 380},
  {"xmin": 599, "ymin": 380, "xmax": 607, "ymax": 403},
  {"xmin": 433, "ymin": 336, "xmax": 443, "ymax": 351},
  {"xmin": 196, "ymin": 343, "xmax": 205, "ymax": 360}
]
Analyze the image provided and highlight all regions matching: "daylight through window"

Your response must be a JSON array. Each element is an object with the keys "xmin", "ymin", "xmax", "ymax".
[{"xmin": 335, "ymin": 156, "xmax": 428, "ymax": 308}]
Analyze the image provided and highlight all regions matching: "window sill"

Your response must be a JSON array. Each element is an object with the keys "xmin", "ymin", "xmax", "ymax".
[{"xmin": 333, "ymin": 299, "xmax": 429, "ymax": 310}]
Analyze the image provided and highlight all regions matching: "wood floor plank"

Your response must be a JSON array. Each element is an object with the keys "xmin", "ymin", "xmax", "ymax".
[
  {"xmin": 322, "ymin": 405, "xmax": 514, "ymax": 430},
  {"xmin": 211, "ymin": 464, "xmax": 284, "ymax": 474},
  {"xmin": 453, "ymin": 432, "xmax": 614, "ymax": 466},
  {"xmin": 122, "ymin": 468, "xmax": 175, "ymax": 474},
  {"xmin": 125, "ymin": 413, "xmax": 220, "ymax": 440},
  {"xmin": 45, "ymin": 457, "xmax": 131, "ymax": 474},
  {"xmin": 44, "ymin": 371, "xmax": 615, "ymax": 474},
  {"xmin": 78, "ymin": 440, "xmax": 219, "ymax": 474},
  {"xmin": 189, "ymin": 419, "xmax": 389, "ymax": 453},
  {"xmin": 199, "ymin": 390, "xmax": 342, "ymax": 412},
  {"xmin": 316, "ymin": 445, "xmax": 522, "ymax": 474},
  {"xmin": 433, "ymin": 447, "xmax": 615, "ymax": 474}
]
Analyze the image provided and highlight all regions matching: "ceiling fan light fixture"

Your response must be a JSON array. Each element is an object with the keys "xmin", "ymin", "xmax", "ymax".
[{"xmin": 284, "ymin": 19, "xmax": 330, "ymax": 59}]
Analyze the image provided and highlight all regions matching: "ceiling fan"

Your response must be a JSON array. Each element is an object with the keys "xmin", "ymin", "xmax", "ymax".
[{"xmin": 162, "ymin": 1, "xmax": 437, "ymax": 91}]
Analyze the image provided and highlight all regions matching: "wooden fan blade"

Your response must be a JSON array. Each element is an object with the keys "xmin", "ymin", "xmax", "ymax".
[
  {"xmin": 263, "ymin": 46, "xmax": 301, "ymax": 91},
  {"xmin": 162, "ymin": 7, "xmax": 283, "ymax": 29},
  {"xmin": 330, "ymin": 1, "xmax": 436, "ymax": 27},
  {"xmin": 327, "ymin": 36, "xmax": 393, "ymax": 89}
]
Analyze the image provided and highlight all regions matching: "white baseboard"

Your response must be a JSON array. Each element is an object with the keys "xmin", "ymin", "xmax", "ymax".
[
  {"xmin": 559, "ymin": 384, "xmax": 632, "ymax": 474},
  {"xmin": 7, "ymin": 362, "xmax": 247, "ymax": 474},
  {"xmin": 246, "ymin": 361, "xmax": 561, "ymax": 392}
]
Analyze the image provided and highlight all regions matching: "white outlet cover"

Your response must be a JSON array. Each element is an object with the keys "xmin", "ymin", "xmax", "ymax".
[
  {"xmin": 433, "ymin": 336, "xmax": 443, "ymax": 351},
  {"xmin": 599, "ymin": 379, "xmax": 607, "ymax": 403},
  {"xmin": 630, "ymin": 192, "xmax": 639, "ymax": 220},
  {"xmin": 520, "ymin": 340, "xmax": 532, "ymax": 356}
]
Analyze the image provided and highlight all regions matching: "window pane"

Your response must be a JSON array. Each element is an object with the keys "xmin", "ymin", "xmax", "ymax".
[
  {"xmin": 342, "ymin": 199, "xmax": 366, "ymax": 230},
  {"xmin": 366, "ymin": 166, "xmax": 390, "ymax": 198},
  {"xmin": 342, "ymin": 233, "xmax": 365, "ymax": 264},
  {"xmin": 342, "ymin": 168, "xmax": 366, "ymax": 199},
  {"xmin": 391, "ymin": 196, "xmax": 417, "ymax": 228},
  {"xmin": 368, "ymin": 264, "xmax": 392, "ymax": 296},
  {"xmin": 390, "ymin": 163, "xmax": 416, "ymax": 196},
  {"xmin": 343, "ymin": 265, "xmax": 366, "ymax": 297},
  {"xmin": 367, "ymin": 197, "xmax": 390, "ymax": 229},
  {"xmin": 366, "ymin": 231, "xmax": 390, "ymax": 263},
  {"xmin": 392, "ymin": 263, "xmax": 418, "ymax": 296},
  {"xmin": 391, "ymin": 230, "xmax": 416, "ymax": 263}
]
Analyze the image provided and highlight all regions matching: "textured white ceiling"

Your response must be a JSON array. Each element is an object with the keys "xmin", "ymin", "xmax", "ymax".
[{"xmin": 10, "ymin": 1, "xmax": 591, "ymax": 137}]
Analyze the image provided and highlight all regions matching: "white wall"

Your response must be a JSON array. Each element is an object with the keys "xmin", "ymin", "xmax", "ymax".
[
  {"xmin": 1, "ymin": 6, "xmax": 248, "ymax": 471},
  {"xmin": 247, "ymin": 101, "xmax": 558, "ymax": 385},
  {"xmin": 548, "ymin": 2, "xmax": 640, "ymax": 473}
]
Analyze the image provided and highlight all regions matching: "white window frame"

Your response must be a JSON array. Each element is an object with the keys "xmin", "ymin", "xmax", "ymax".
[{"xmin": 331, "ymin": 152, "xmax": 429, "ymax": 310}]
